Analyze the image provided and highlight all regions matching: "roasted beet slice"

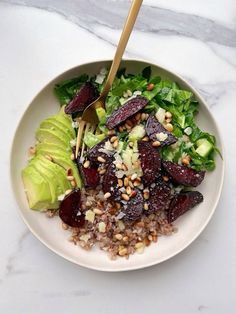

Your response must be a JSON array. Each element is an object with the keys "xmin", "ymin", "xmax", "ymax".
[
  {"xmin": 138, "ymin": 141, "xmax": 161, "ymax": 185},
  {"xmin": 86, "ymin": 137, "xmax": 113, "ymax": 165},
  {"xmin": 162, "ymin": 160, "xmax": 205, "ymax": 187},
  {"xmin": 102, "ymin": 162, "xmax": 119, "ymax": 200},
  {"xmin": 65, "ymin": 82, "xmax": 98, "ymax": 114},
  {"xmin": 59, "ymin": 189, "xmax": 85, "ymax": 228},
  {"xmin": 122, "ymin": 190, "xmax": 144, "ymax": 221},
  {"xmin": 167, "ymin": 191, "xmax": 203, "ymax": 223},
  {"xmin": 79, "ymin": 165, "xmax": 100, "ymax": 188},
  {"xmin": 106, "ymin": 96, "xmax": 148, "ymax": 129},
  {"xmin": 145, "ymin": 114, "xmax": 177, "ymax": 147},
  {"xmin": 147, "ymin": 182, "xmax": 172, "ymax": 214}
]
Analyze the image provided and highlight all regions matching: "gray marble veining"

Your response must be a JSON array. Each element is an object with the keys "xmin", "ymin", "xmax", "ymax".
[{"xmin": 3, "ymin": 0, "xmax": 236, "ymax": 47}]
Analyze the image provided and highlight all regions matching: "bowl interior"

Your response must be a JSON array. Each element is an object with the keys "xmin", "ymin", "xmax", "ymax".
[{"xmin": 10, "ymin": 60, "xmax": 224, "ymax": 271}]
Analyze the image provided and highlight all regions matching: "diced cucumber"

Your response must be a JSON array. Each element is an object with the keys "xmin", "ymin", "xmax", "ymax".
[
  {"xmin": 128, "ymin": 125, "xmax": 145, "ymax": 142},
  {"xmin": 196, "ymin": 138, "xmax": 213, "ymax": 157}
]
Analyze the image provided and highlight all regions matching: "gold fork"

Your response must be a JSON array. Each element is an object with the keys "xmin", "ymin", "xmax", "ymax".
[{"xmin": 75, "ymin": 0, "xmax": 143, "ymax": 159}]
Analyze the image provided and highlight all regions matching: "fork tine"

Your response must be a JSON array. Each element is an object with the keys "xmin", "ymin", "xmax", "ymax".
[
  {"xmin": 75, "ymin": 120, "xmax": 86, "ymax": 158},
  {"xmin": 80, "ymin": 123, "xmax": 91, "ymax": 159},
  {"xmin": 90, "ymin": 125, "xmax": 96, "ymax": 134}
]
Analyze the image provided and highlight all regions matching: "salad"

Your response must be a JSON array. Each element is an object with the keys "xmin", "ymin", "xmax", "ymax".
[{"xmin": 22, "ymin": 66, "xmax": 219, "ymax": 259}]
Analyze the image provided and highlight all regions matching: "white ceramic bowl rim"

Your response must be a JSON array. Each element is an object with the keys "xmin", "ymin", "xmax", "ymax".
[{"xmin": 10, "ymin": 58, "xmax": 225, "ymax": 271}]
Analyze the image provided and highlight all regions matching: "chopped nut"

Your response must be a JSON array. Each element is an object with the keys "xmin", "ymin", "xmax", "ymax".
[
  {"xmin": 165, "ymin": 123, "xmax": 174, "ymax": 132},
  {"xmin": 163, "ymin": 175, "xmax": 169, "ymax": 182},
  {"xmin": 116, "ymin": 163, "xmax": 123, "ymax": 170},
  {"xmin": 118, "ymin": 179, "xmax": 123, "ymax": 187},
  {"xmin": 99, "ymin": 168, "xmax": 106, "ymax": 175},
  {"xmin": 67, "ymin": 175, "xmax": 75, "ymax": 181},
  {"xmin": 125, "ymin": 123, "xmax": 132, "ymax": 130},
  {"xmin": 119, "ymin": 247, "xmax": 128, "ymax": 256},
  {"xmin": 70, "ymin": 153, "xmax": 75, "ymax": 161},
  {"xmin": 71, "ymin": 180, "xmax": 76, "ymax": 187},
  {"xmin": 142, "ymin": 136, "xmax": 149, "ymax": 142},
  {"xmin": 143, "ymin": 190, "xmax": 150, "ymax": 200},
  {"xmin": 126, "ymin": 186, "xmax": 132, "ymax": 195},
  {"xmin": 128, "ymin": 181, "xmax": 134, "ymax": 188},
  {"xmin": 165, "ymin": 118, "xmax": 172, "ymax": 123},
  {"xmin": 97, "ymin": 156, "xmax": 106, "ymax": 163},
  {"xmin": 141, "ymin": 112, "xmax": 147, "ymax": 121},
  {"xmin": 104, "ymin": 192, "xmax": 111, "ymax": 199},
  {"xmin": 124, "ymin": 177, "xmax": 129, "ymax": 187},
  {"xmin": 65, "ymin": 189, "xmax": 72, "ymax": 195},
  {"xmin": 182, "ymin": 157, "xmax": 190, "ymax": 166},
  {"xmin": 130, "ymin": 190, "xmax": 137, "ymax": 198},
  {"xmin": 152, "ymin": 140, "xmax": 161, "ymax": 147},
  {"xmin": 93, "ymin": 208, "xmax": 103, "ymax": 215},
  {"xmin": 83, "ymin": 160, "xmax": 90, "ymax": 168},
  {"xmin": 135, "ymin": 112, "xmax": 141, "ymax": 121},
  {"xmin": 115, "ymin": 202, "xmax": 121, "ymax": 210},
  {"xmin": 165, "ymin": 111, "xmax": 172, "ymax": 119},
  {"xmin": 127, "ymin": 89, "xmax": 132, "ymax": 97},
  {"xmin": 112, "ymin": 139, "xmax": 119, "ymax": 149},
  {"xmin": 136, "ymin": 221, "xmax": 145, "ymax": 228},
  {"xmin": 62, "ymin": 222, "xmax": 68, "ymax": 230},
  {"xmin": 121, "ymin": 193, "xmax": 130, "ymax": 201},
  {"xmin": 108, "ymin": 129, "xmax": 116, "ymax": 135},
  {"xmin": 115, "ymin": 234, "xmax": 123, "ymax": 240},
  {"xmin": 144, "ymin": 203, "xmax": 149, "ymax": 210},
  {"xmin": 122, "ymin": 164, "xmax": 128, "ymax": 171},
  {"xmin": 122, "ymin": 236, "xmax": 129, "ymax": 242},
  {"xmin": 118, "ymin": 126, "xmax": 124, "ymax": 132},
  {"xmin": 126, "ymin": 119, "xmax": 133, "ymax": 127},
  {"xmin": 133, "ymin": 179, "xmax": 141, "ymax": 187},
  {"xmin": 148, "ymin": 234, "xmax": 153, "ymax": 241},
  {"xmin": 146, "ymin": 83, "xmax": 154, "ymax": 91},
  {"xmin": 131, "ymin": 173, "xmax": 137, "ymax": 181},
  {"xmin": 110, "ymin": 136, "xmax": 118, "ymax": 143}
]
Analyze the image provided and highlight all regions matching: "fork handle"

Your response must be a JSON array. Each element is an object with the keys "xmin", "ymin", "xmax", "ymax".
[{"xmin": 101, "ymin": 0, "xmax": 143, "ymax": 98}]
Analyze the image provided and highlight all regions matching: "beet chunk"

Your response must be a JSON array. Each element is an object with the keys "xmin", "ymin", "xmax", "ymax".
[
  {"xmin": 145, "ymin": 114, "xmax": 177, "ymax": 147},
  {"xmin": 122, "ymin": 190, "xmax": 144, "ymax": 221},
  {"xmin": 167, "ymin": 191, "xmax": 203, "ymax": 223},
  {"xmin": 138, "ymin": 141, "xmax": 161, "ymax": 186},
  {"xmin": 102, "ymin": 162, "xmax": 119, "ymax": 200},
  {"xmin": 86, "ymin": 137, "xmax": 113, "ymax": 165},
  {"xmin": 79, "ymin": 165, "xmax": 100, "ymax": 188},
  {"xmin": 106, "ymin": 96, "xmax": 148, "ymax": 129},
  {"xmin": 59, "ymin": 189, "xmax": 85, "ymax": 227},
  {"xmin": 162, "ymin": 160, "xmax": 205, "ymax": 187},
  {"xmin": 65, "ymin": 82, "xmax": 98, "ymax": 114},
  {"xmin": 147, "ymin": 182, "xmax": 172, "ymax": 214}
]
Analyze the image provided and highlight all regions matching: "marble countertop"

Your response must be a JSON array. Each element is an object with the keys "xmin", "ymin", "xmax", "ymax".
[{"xmin": 0, "ymin": 1, "xmax": 235, "ymax": 313}]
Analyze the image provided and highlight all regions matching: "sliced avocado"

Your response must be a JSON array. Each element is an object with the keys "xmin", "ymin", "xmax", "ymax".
[
  {"xmin": 22, "ymin": 165, "xmax": 54, "ymax": 210},
  {"xmin": 30, "ymin": 158, "xmax": 60, "ymax": 206},
  {"xmin": 59, "ymin": 105, "xmax": 73, "ymax": 123},
  {"xmin": 34, "ymin": 155, "xmax": 71, "ymax": 192},
  {"xmin": 36, "ymin": 149, "xmax": 82, "ymax": 188},
  {"xmin": 83, "ymin": 131, "xmax": 105, "ymax": 148},
  {"xmin": 129, "ymin": 125, "xmax": 145, "ymax": 142},
  {"xmin": 40, "ymin": 118, "xmax": 75, "ymax": 140},
  {"xmin": 36, "ymin": 142, "xmax": 71, "ymax": 154},
  {"xmin": 36, "ymin": 128, "xmax": 71, "ymax": 150},
  {"xmin": 196, "ymin": 138, "xmax": 213, "ymax": 157}
]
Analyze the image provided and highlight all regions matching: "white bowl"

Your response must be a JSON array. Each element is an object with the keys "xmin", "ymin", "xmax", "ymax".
[{"xmin": 10, "ymin": 59, "xmax": 224, "ymax": 271}]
